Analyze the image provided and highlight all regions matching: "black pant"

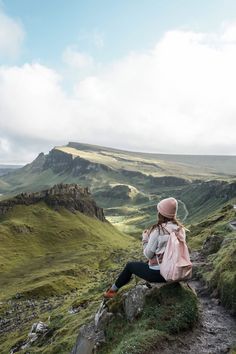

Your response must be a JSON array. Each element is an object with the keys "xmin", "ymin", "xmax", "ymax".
[{"xmin": 115, "ymin": 261, "xmax": 166, "ymax": 289}]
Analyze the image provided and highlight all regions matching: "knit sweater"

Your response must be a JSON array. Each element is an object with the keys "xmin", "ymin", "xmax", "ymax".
[{"xmin": 142, "ymin": 222, "xmax": 183, "ymax": 270}]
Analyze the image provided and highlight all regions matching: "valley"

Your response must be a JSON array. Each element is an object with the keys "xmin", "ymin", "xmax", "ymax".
[{"xmin": 0, "ymin": 142, "xmax": 235, "ymax": 354}]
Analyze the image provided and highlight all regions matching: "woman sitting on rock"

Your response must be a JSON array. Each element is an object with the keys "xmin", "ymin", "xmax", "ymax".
[{"xmin": 104, "ymin": 197, "xmax": 185, "ymax": 298}]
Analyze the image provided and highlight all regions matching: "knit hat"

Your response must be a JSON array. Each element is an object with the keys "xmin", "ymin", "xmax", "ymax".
[{"xmin": 157, "ymin": 197, "xmax": 178, "ymax": 218}]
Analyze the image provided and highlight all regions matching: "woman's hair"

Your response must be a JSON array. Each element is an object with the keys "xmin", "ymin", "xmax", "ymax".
[{"xmin": 148, "ymin": 212, "xmax": 185, "ymax": 235}]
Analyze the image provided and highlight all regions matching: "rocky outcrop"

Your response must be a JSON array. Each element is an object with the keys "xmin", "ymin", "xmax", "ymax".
[
  {"xmin": 43, "ymin": 149, "xmax": 72, "ymax": 173},
  {"xmin": 71, "ymin": 283, "xmax": 166, "ymax": 354},
  {"xmin": 0, "ymin": 184, "xmax": 106, "ymax": 221},
  {"xmin": 10, "ymin": 321, "xmax": 51, "ymax": 353},
  {"xmin": 23, "ymin": 152, "xmax": 46, "ymax": 173},
  {"xmin": 201, "ymin": 234, "xmax": 224, "ymax": 256},
  {"xmin": 43, "ymin": 148, "xmax": 113, "ymax": 176}
]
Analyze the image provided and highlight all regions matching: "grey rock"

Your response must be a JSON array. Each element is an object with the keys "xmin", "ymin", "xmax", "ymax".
[
  {"xmin": 201, "ymin": 235, "xmax": 223, "ymax": 255},
  {"xmin": 123, "ymin": 284, "xmax": 147, "ymax": 321},
  {"xmin": 71, "ymin": 322, "xmax": 105, "ymax": 354},
  {"xmin": 71, "ymin": 300, "xmax": 108, "ymax": 354},
  {"xmin": 30, "ymin": 321, "xmax": 48, "ymax": 334}
]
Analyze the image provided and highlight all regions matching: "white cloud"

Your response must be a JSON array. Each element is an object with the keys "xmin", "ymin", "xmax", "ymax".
[
  {"xmin": 1, "ymin": 24, "xmax": 236, "ymax": 163},
  {"xmin": 62, "ymin": 46, "xmax": 94, "ymax": 69},
  {"xmin": 0, "ymin": 9, "xmax": 25, "ymax": 59},
  {"xmin": 220, "ymin": 22, "xmax": 236, "ymax": 42}
]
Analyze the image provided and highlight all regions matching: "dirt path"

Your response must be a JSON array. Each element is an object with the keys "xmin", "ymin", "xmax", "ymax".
[
  {"xmin": 178, "ymin": 199, "xmax": 189, "ymax": 222},
  {"xmin": 150, "ymin": 263, "xmax": 236, "ymax": 354}
]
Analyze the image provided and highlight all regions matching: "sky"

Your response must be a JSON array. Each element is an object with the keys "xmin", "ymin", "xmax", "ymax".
[{"xmin": 1, "ymin": 0, "xmax": 236, "ymax": 164}]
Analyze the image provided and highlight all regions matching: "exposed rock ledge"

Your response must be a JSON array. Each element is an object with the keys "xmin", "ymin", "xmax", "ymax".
[
  {"xmin": 71, "ymin": 282, "xmax": 198, "ymax": 354},
  {"xmin": 0, "ymin": 183, "xmax": 106, "ymax": 221}
]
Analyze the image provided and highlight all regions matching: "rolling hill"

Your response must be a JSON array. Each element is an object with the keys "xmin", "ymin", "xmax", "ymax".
[{"xmin": 0, "ymin": 184, "xmax": 139, "ymax": 353}]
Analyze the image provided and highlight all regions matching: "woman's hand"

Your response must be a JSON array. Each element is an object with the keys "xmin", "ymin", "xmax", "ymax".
[{"xmin": 142, "ymin": 229, "xmax": 150, "ymax": 243}]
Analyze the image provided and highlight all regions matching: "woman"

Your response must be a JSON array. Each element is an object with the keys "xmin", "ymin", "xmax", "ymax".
[{"xmin": 104, "ymin": 197, "xmax": 185, "ymax": 298}]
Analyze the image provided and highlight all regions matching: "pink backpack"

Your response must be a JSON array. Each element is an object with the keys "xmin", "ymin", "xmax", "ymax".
[{"xmin": 158, "ymin": 226, "xmax": 192, "ymax": 282}]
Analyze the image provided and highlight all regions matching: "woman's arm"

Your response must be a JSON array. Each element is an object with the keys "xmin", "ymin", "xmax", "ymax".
[{"xmin": 143, "ymin": 229, "xmax": 159, "ymax": 259}]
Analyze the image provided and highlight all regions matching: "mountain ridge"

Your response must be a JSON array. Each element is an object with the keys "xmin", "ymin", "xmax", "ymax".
[{"xmin": 0, "ymin": 183, "xmax": 105, "ymax": 221}]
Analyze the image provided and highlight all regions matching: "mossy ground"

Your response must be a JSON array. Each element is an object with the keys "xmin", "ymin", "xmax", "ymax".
[
  {"xmin": 188, "ymin": 201, "xmax": 236, "ymax": 314},
  {"xmin": 98, "ymin": 283, "xmax": 198, "ymax": 354}
]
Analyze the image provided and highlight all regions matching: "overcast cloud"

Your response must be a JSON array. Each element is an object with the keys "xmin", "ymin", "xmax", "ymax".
[{"xmin": 0, "ymin": 16, "xmax": 236, "ymax": 163}]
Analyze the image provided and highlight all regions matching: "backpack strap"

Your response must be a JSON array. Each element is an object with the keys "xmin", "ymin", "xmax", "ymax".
[
  {"xmin": 162, "ymin": 225, "xmax": 181, "ymax": 237},
  {"xmin": 162, "ymin": 225, "xmax": 170, "ymax": 235}
]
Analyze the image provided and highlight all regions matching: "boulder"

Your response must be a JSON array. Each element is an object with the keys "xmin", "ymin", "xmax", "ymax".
[
  {"xmin": 123, "ymin": 284, "xmax": 147, "ymax": 321},
  {"xmin": 71, "ymin": 283, "xmax": 166, "ymax": 354},
  {"xmin": 201, "ymin": 234, "xmax": 224, "ymax": 256}
]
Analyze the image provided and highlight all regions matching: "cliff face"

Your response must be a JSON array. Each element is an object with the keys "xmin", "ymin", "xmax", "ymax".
[
  {"xmin": 42, "ymin": 148, "xmax": 112, "ymax": 176},
  {"xmin": 0, "ymin": 183, "xmax": 106, "ymax": 221}
]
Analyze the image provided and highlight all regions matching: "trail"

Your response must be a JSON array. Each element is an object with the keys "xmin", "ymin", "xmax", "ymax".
[
  {"xmin": 150, "ymin": 254, "xmax": 236, "ymax": 354},
  {"xmin": 178, "ymin": 199, "xmax": 189, "ymax": 222}
]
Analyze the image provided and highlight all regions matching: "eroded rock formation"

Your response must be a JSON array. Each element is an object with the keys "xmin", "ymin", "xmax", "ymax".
[{"xmin": 0, "ymin": 183, "xmax": 106, "ymax": 221}]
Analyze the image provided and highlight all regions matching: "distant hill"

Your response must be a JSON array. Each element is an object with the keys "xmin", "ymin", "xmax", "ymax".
[
  {"xmin": 1, "ymin": 141, "xmax": 236, "ymax": 233},
  {"xmin": 0, "ymin": 164, "xmax": 22, "ymax": 176},
  {"xmin": 1, "ymin": 141, "xmax": 236, "ymax": 197}
]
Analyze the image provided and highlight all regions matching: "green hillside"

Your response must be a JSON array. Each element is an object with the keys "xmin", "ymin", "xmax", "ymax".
[
  {"xmin": 189, "ymin": 202, "xmax": 236, "ymax": 314},
  {"xmin": 0, "ymin": 201, "xmax": 139, "ymax": 353},
  {"xmin": 1, "ymin": 142, "xmax": 236, "ymax": 353}
]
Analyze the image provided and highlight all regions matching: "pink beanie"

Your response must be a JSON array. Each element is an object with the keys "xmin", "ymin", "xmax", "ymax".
[{"xmin": 157, "ymin": 197, "xmax": 178, "ymax": 218}]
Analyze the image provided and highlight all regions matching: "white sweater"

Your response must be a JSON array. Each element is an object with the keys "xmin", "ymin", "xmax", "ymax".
[{"xmin": 142, "ymin": 222, "xmax": 182, "ymax": 270}]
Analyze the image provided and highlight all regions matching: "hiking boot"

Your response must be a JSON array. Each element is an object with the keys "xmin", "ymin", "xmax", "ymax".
[{"xmin": 103, "ymin": 288, "xmax": 117, "ymax": 299}]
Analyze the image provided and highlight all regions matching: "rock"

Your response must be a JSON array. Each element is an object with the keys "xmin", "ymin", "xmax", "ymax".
[
  {"xmin": 10, "ymin": 321, "xmax": 50, "ymax": 353},
  {"xmin": 201, "ymin": 234, "xmax": 224, "ymax": 256},
  {"xmin": 0, "ymin": 184, "xmax": 106, "ymax": 221},
  {"xmin": 94, "ymin": 301, "xmax": 113, "ymax": 331},
  {"xmin": 71, "ymin": 299, "xmax": 111, "ymax": 354},
  {"xmin": 123, "ymin": 284, "xmax": 147, "ymax": 321},
  {"xmin": 10, "ymin": 340, "xmax": 27, "ymax": 354},
  {"xmin": 71, "ymin": 322, "xmax": 105, "ymax": 354},
  {"xmin": 30, "ymin": 321, "xmax": 48, "ymax": 334},
  {"xmin": 71, "ymin": 283, "xmax": 168, "ymax": 354}
]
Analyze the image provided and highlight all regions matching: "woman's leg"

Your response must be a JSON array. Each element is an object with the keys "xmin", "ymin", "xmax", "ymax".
[{"xmin": 115, "ymin": 261, "xmax": 166, "ymax": 289}]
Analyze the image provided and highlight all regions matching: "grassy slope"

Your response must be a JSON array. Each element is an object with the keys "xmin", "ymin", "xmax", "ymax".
[
  {"xmin": 0, "ymin": 203, "xmax": 139, "ymax": 353},
  {"xmin": 188, "ymin": 203, "xmax": 236, "ymax": 314},
  {"xmin": 0, "ymin": 203, "xmax": 136, "ymax": 300}
]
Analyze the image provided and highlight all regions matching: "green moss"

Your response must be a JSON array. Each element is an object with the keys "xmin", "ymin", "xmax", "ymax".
[
  {"xmin": 188, "ymin": 202, "xmax": 236, "ymax": 314},
  {"xmin": 112, "ymin": 329, "xmax": 168, "ymax": 354},
  {"xmin": 98, "ymin": 283, "xmax": 198, "ymax": 354},
  {"xmin": 206, "ymin": 240, "xmax": 236, "ymax": 313},
  {"xmin": 143, "ymin": 283, "xmax": 198, "ymax": 334}
]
